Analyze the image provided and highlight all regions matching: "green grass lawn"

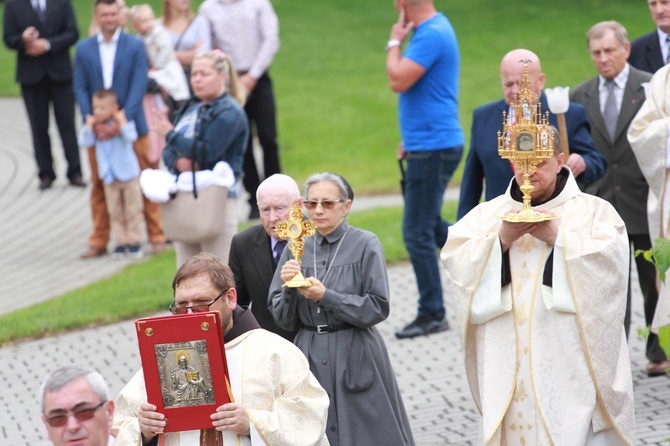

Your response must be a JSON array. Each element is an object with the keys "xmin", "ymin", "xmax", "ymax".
[{"xmin": 0, "ymin": 202, "xmax": 457, "ymax": 345}]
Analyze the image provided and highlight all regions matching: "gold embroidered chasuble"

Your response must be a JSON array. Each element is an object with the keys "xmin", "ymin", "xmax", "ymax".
[
  {"xmin": 628, "ymin": 64, "xmax": 670, "ymax": 331},
  {"xmin": 112, "ymin": 329, "xmax": 330, "ymax": 446},
  {"xmin": 441, "ymin": 169, "xmax": 635, "ymax": 446}
]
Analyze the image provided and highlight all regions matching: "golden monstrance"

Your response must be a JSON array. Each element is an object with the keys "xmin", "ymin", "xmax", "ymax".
[
  {"xmin": 497, "ymin": 60, "xmax": 559, "ymax": 222},
  {"xmin": 275, "ymin": 200, "xmax": 317, "ymax": 288}
]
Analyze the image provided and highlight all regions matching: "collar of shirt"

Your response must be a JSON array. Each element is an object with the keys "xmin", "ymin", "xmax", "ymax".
[
  {"xmin": 97, "ymin": 27, "xmax": 122, "ymax": 45},
  {"xmin": 657, "ymin": 28, "xmax": 670, "ymax": 61},
  {"xmin": 598, "ymin": 62, "xmax": 629, "ymax": 91},
  {"xmin": 270, "ymin": 237, "xmax": 280, "ymax": 251},
  {"xmin": 32, "ymin": 0, "xmax": 45, "ymax": 12}
]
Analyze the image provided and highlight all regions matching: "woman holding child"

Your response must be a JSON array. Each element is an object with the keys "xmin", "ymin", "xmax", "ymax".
[{"xmin": 152, "ymin": 50, "xmax": 249, "ymax": 266}]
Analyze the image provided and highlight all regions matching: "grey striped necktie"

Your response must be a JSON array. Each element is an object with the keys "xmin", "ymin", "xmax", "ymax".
[
  {"xmin": 603, "ymin": 79, "xmax": 618, "ymax": 141},
  {"xmin": 666, "ymin": 36, "xmax": 670, "ymax": 64}
]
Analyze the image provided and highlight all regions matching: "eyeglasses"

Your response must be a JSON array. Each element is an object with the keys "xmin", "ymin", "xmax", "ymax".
[
  {"xmin": 303, "ymin": 200, "xmax": 343, "ymax": 210},
  {"xmin": 169, "ymin": 290, "xmax": 225, "ymax": 315},
  {"xmin": 45, "ymin": 401, "xmax": 106, "ymax": 427}
]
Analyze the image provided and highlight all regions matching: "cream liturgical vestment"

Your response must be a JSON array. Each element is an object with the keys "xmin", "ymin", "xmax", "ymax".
[
  {"xmin": 628, "ymin": 63, "xmax": 670, "ymax": 331},
  {"xmin": 441, "ymin": 168, "xmax": 635, "ymax": 446},
  {"xmin": 112, "ymin": 328, "xmax": 330, "ymax": 446}
]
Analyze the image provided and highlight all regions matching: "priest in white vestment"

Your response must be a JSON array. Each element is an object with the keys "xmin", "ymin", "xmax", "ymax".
[
  {"xmin": 628, "ymin": 63, "xmax": 670, "ymax": 335},
  {"xmin": 441, "ymin": 141, "xmax": 635, "ymax": 445},
  {"xmin": 112, "ymin": 253, "xmax": 330, "ymax": 446}
]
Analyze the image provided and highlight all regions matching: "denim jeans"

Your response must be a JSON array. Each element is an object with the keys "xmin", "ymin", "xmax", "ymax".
[{"xmin": 403, "ymin": 147, "xmax": 463, "ymax": 319}]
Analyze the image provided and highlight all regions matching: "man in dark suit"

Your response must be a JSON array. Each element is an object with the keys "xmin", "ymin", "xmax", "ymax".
[
  {"xmin": 229, "ymin": 174, "xmax": 301, "ymax": 340},
  {"xmin": 73, "ymin": 0, "xmax": 166, "ymax": 258},
  {"xmin": 457, "ymin": 48, "xmax": 606, "ymax": 219},
  {"xmin": 3, "ymin": 0, "xmax": 84, "ymax": 190},
  {"xmin": 628, "ymin": 0, "xmax": 670, "ymax": 73},
  {"xmin": 572, "ymin": 21, "xmax": 669, "ymax": 377}
]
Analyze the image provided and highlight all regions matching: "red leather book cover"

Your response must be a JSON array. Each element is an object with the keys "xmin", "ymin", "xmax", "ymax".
[{"xmin": 135, "ymin": 311, "xmax": 232, "ymax": 432}]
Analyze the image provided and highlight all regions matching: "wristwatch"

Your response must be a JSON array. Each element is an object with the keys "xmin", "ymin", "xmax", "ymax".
[{"xmin": 385, "ymin": 40, "xmax": 401, "ymax": 51}]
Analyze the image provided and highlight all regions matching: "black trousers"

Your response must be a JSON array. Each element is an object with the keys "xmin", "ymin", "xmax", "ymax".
[
  {"xmin": 242, "ymin": 72, "xmax": 280, "ymax": 206},
  {"xmin": 21, "ymin": 78, "xmax": 81, "ymax": 181},
  {"xmin": 629, "ymin": 233, "xmax": 667, "ymax": 361}
]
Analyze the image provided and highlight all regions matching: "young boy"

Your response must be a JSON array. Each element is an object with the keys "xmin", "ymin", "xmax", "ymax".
[{"xmin": 79, "ymin": 89, "xmax": 144, "ymax": 259}]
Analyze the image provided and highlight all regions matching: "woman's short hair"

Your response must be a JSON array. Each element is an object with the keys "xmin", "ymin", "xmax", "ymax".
[
  {"xmin": 304, "ymin": 172, "xmax": 352, "ymax": 203},
  {"xmin": 172, "ymin": 252, "xmax": 236, "ymax": 295}
]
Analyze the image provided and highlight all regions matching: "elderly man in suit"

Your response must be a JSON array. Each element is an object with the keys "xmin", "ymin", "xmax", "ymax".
[
  {"xmin": 3, "ymin": 0, "xmax": 84, "ymax": 190},
  {"xmin": 629, "ymin": 0, "xmax": 670, "ymax": 73},
  {"xmin": 228, "ymin": 174, "xmax": 301, "ymax": 340},
  {"xmin": 74, "ymin": 0, "xmax": 166, "ymax": 258},
  {"xmin": 457, "ymin": 48, "xmax": 607, "ymax": 220},
  {"xmin": 571, "ymin": 21, "xmax": 669, "ymax": 377}
]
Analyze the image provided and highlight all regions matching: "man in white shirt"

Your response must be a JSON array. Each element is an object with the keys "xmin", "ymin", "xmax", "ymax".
[
  {"xmin": 629, "ymin": 0, "xmax": 670, "ymax": 73},
  {"xmin": 74, "ymin": 0, "xmax": 167, "ymax": 259},
  {"xmin": 571, "ymin": 21, "xmax": 669, "ymax": 376},
  {"xmin": 40, "ymin": 365, "xmax": 116, "ymax": 446}
]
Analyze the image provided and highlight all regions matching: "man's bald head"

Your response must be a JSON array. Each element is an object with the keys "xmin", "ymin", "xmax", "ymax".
[{"xmin": 500, "ymin": 49, "xmax": 546, "ymax": 105}]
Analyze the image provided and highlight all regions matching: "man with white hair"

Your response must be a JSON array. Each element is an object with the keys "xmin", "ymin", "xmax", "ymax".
[
  {"xmin": 229, "ymin": 174, "xmax": 301, "ymax": 340},
  {"xmin": 40, "ymin": 364, "xmax": 115, "ymax": 446}
]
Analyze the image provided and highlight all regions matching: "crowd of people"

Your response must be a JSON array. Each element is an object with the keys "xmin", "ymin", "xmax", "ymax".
[{"xmin": 4, "ymin": 0, "xmax": 670, "ymax": 444}]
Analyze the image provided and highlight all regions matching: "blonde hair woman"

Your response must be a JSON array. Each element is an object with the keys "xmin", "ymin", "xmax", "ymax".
[{"xmin": 152, "ymin": 50, "xmax": 249, "ymax": 266}]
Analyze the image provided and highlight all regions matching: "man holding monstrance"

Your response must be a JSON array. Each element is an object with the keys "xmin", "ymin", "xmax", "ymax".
[{"xmin": 440, "ymin": 62, "xmax": 635, "ymax": 444}]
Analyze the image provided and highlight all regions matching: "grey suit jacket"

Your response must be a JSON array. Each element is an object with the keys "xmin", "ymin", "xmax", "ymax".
[
  {"xmin": 571, "ymin": 65, "xmax": 652, "ymax": 235},
  {"xmin": 228, "ymin": 224, "xmax": 298, "ymax": 341}
]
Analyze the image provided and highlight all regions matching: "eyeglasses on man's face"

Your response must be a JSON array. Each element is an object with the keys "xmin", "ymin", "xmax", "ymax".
[
  {"xmin": 44, "ymin": 400, "xmax": 106, "ymax": 427},
  {"xmin": 169, "ymin": 289, "xmax": 225, "ymax": 315},
  {"xmin": 303, "ymin": 200, "xmax": 343, "ymax": 210}
]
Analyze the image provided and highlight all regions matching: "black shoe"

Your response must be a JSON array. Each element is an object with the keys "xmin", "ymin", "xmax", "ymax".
[
  {"xmin": 69, "ymin": 175, "xmax": 86, "ymax": 188},
  {"xmin": 395, "ymin": 315, "xmax": 449, "ymax": 339},
  {"xmin": 112, "ymin": 245, "xmax": 127, "ymax": 260},
  {"xmin": 39, "ymin": 177, "xmax": 54, "ymax": 191}
]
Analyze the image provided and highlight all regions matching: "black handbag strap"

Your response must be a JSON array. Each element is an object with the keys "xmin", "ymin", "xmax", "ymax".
[{"xmin": 173, "ymin": 17, "xmax": 195, "ymax": 52}]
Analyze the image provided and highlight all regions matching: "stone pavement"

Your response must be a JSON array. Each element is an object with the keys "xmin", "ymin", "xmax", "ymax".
[{"xmin": 0, "ymin": 97, "xmax": 669, "ymax": 445}]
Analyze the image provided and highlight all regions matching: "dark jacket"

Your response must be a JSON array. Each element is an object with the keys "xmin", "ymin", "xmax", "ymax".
[
  {"xmin": 163, "ymin": 93, "xmax": 248, "ymax": 184},
  {"xmin": 3, "ymin": 0, "xmax": 79, "ymax": 85},
  {"xmin": 629, "ymin": 31, "xmax": 665, "ymax": 74}
]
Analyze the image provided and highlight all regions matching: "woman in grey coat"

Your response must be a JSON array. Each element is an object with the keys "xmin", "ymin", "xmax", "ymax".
[{"xmin": 269, "ymin": 172, "xmax": 414, "ymax": 446}]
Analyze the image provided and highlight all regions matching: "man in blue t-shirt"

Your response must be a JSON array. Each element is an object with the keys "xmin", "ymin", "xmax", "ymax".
[{"xmin": 386, "ymin": 0, "xmax": 464, "ymax": 339}]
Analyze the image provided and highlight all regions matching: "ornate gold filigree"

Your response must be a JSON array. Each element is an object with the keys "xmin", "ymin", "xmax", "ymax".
[
  {"xmin": 497, "ymin": 60, "xmax": 559, "ymax": 222},
  {"xmin": 275, "ymin": 200, "xmax": 317, "ymax": 288}
]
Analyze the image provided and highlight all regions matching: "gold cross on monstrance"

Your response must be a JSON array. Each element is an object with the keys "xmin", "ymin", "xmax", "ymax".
[{"xmin": 275, "ymin": 200, "xmax": 317, "ymax": 287}]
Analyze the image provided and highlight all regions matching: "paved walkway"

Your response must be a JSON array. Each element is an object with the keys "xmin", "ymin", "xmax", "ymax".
[{"xmin": 0, "ymin": 97, "xmax": 668, "ymax": 445}]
